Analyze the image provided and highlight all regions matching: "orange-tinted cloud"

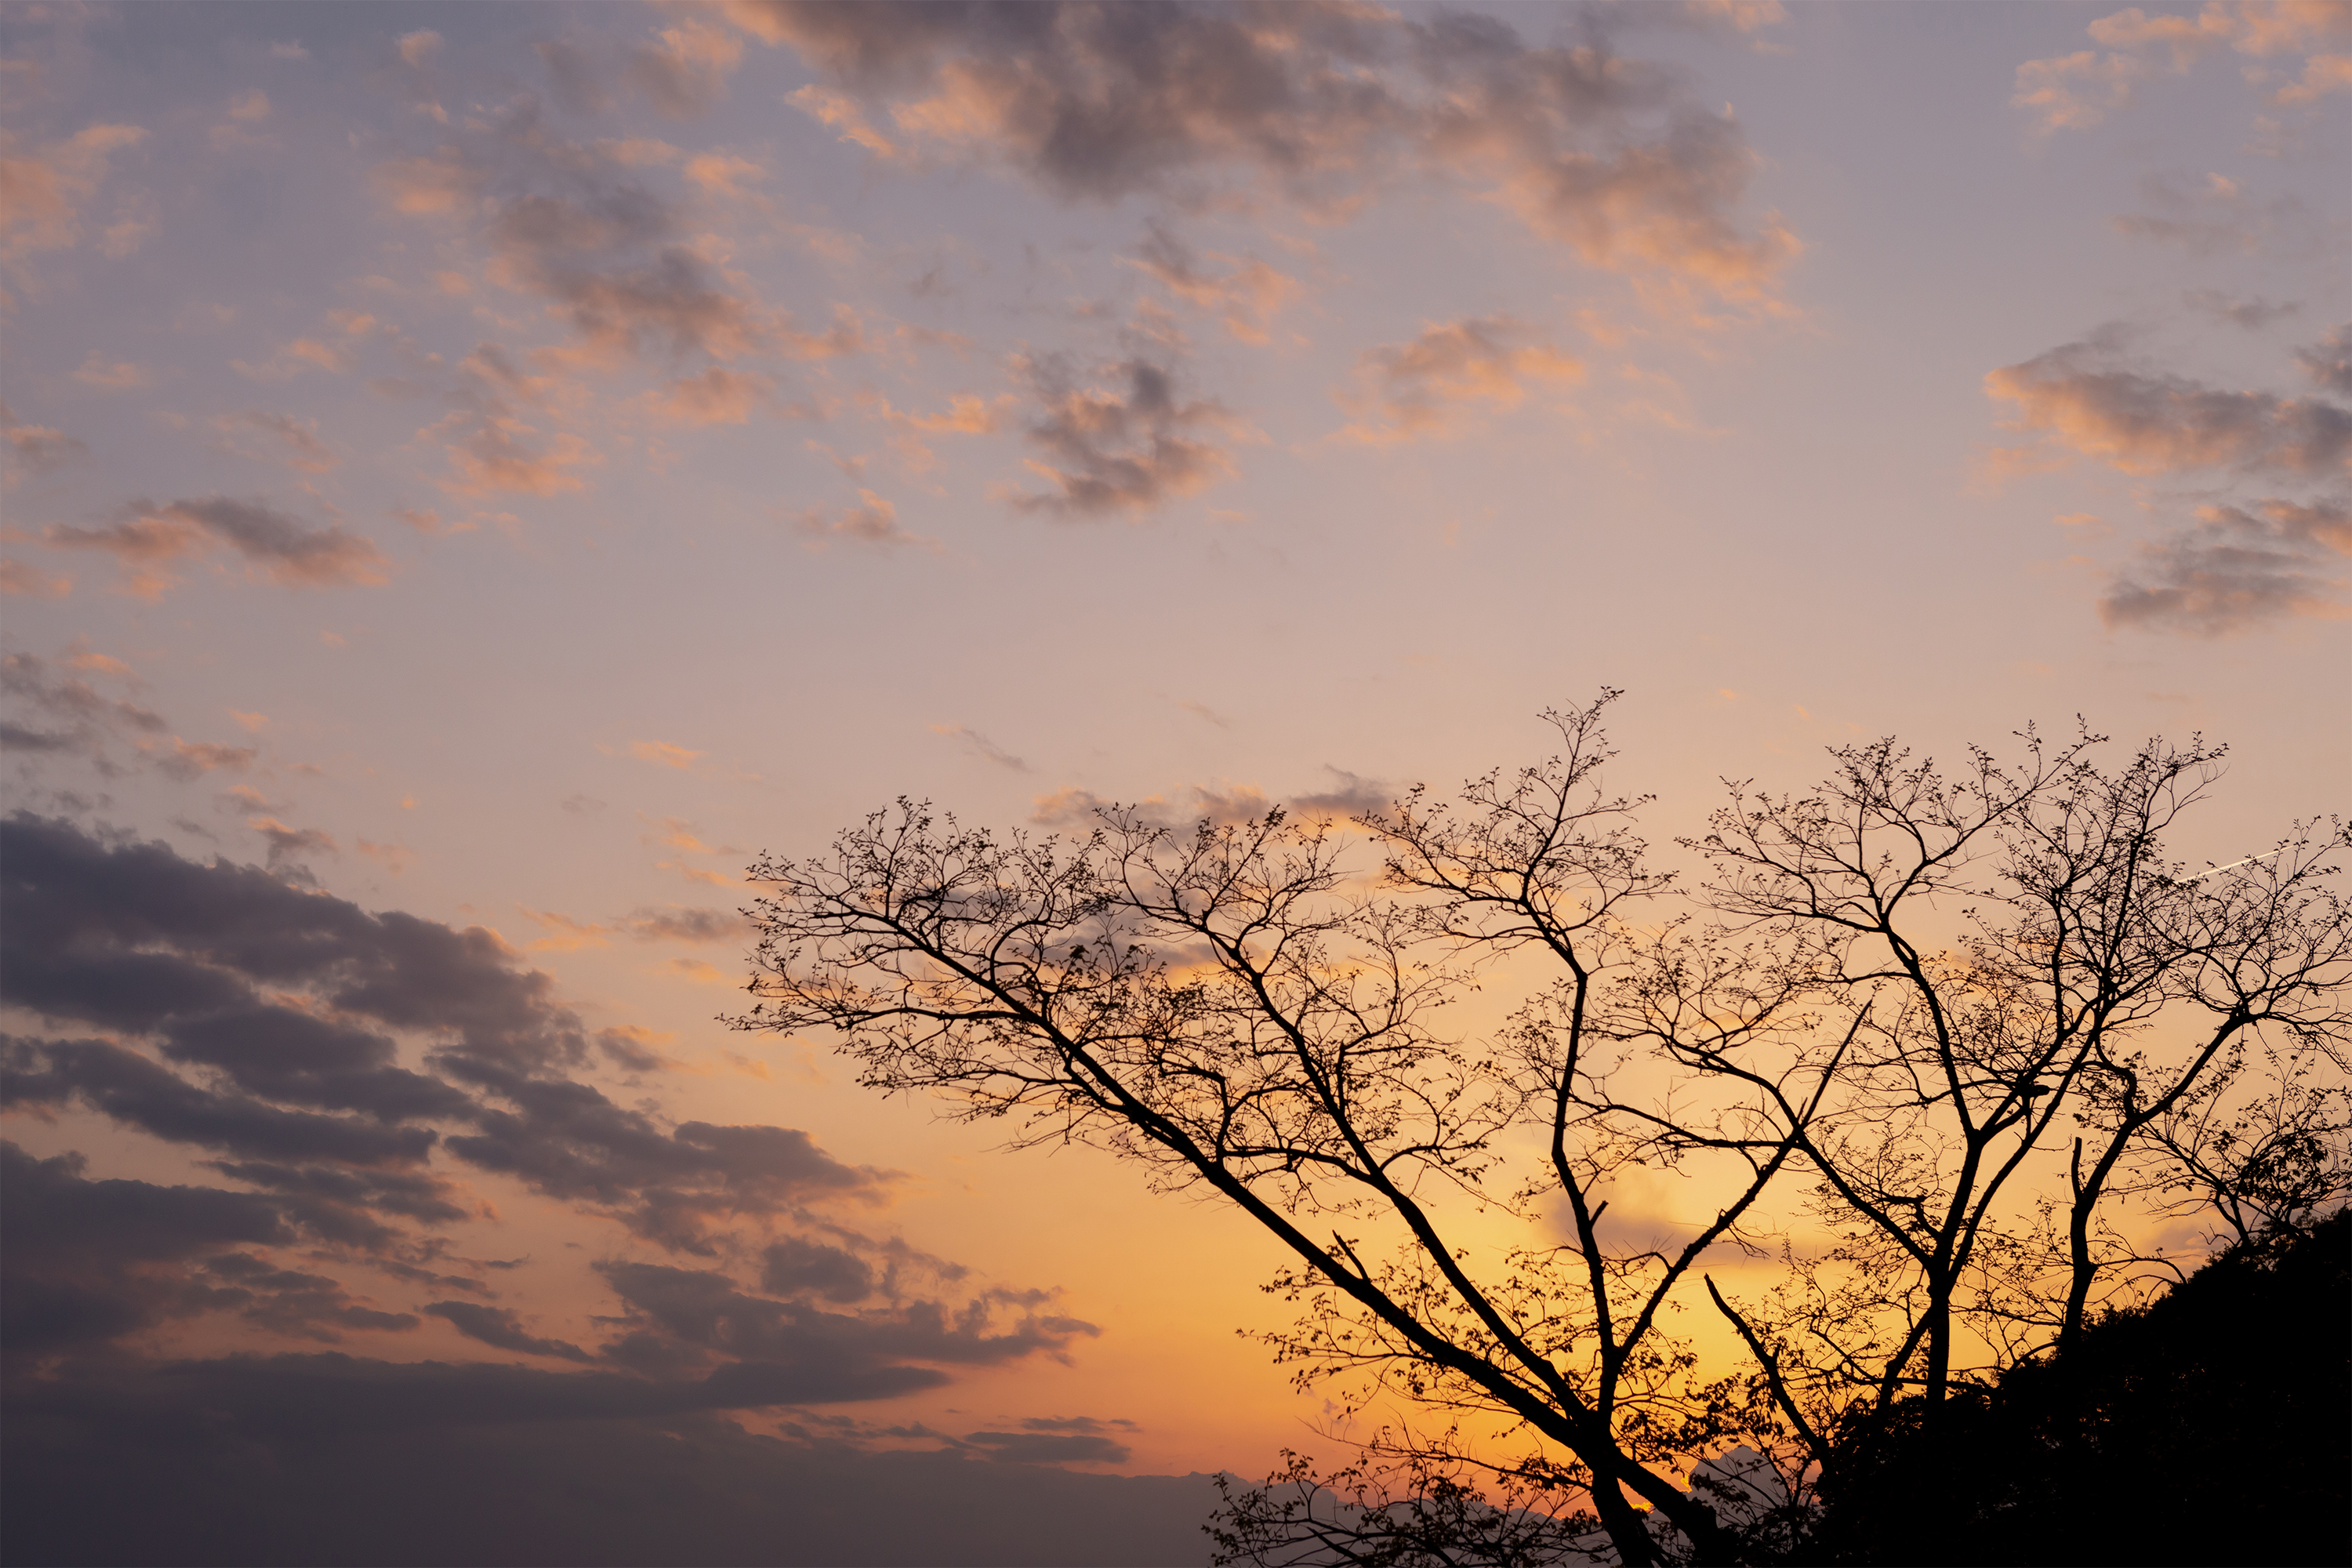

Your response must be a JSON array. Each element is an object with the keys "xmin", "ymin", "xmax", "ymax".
[
  {"xmin": 2016, "ymin": 1, "xmax": 2351, "ymax": 132},
  {"xmin": 0, "ymin": 122, "xmax": 145, "ymax": 263},
  {"xmin": 629, "ymin": 740, "xmax": 705, "ymax": 770},
  {"xmin": 1125, "ymin": 222, "xmax": 1301, "ymax": 346},
  {"xmin": 43, "ymin": 497, "xmax": 390, "ymax": 596},
  {"xmin": 793, "ymin": 488, "xmax": 939, "ymax": 552},
  {"xmin": 2102, "ymin": 495, "xmax": 2352, "ymax": 633},
  {"xmin": 1009, "ymin": 358, "xmax": 1236, "ymax": 518},
  {"xmin": 1985, "ymin": 338, "xmax": 2352, "ymax": 477},
  {"xmin": 1338, "ymin": 315, "xmax": 1584, "ymax": 445},
  {"xmin": 2, "ymin": 397, "xmax": 87, "ymax": 482},
  {"xmin": 732, "ymin": 0, "xmax": 1795, "ymax": 296},
  {"xmin": 652, "ymin": 366, "xmax": 776, "ymax": 425}
]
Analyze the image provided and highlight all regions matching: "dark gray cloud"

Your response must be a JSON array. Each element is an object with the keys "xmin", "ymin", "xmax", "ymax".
[
  {"xmin": 0, "ymin": 811, "xmax": 1109, "ymax": 1504},
  {"xmin": 0, "ymin": 1381, "xmax": 1218, "ymax": 1566},
  {"xmin": 1, "ymin": 1142, "xmax": 292, "ymax": 1363},
  {"xmin": 962, "ymin": 1428, "xmax": 1133, "ymax": 1465},
  {"xmin": 727, "ymin": 1, "xmax": 1794, "ymax": 290},
  {"xmin": 0, "ymin": 813, "xmax": 895, "ymax": 1254},
  {"xmin": 423, "ymin": 1301, "xmax": 592, "ymax": 1363},
  {"xmin": 597, "ymin": 1259, "xmax": 1097, "ymax": 1374},
  {"xmin": 760, "ymin": 1236, "xmax": 875, "ymax": 1303}
]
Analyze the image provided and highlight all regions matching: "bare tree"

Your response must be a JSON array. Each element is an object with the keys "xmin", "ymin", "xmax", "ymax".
[
  {"xmin": 1635, "ymin": 731, "xmax": 2350, "ymax": 1476},
  {"xmin": 731, "ymin": 701, "xmax": 2349, "ymax": 1566}
]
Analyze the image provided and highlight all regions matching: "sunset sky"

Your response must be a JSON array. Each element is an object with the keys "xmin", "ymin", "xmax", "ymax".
[{"xmin": 3, "ymin": 2, "xmax": 2347, "ymax": 1562}]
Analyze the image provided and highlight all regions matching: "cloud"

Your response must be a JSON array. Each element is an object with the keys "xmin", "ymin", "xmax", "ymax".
[
  {"xmin": 627, "ymin": 739, "xmax": 703, "ymax": 770},
  {"xmin": 247, "ymin": 815, "xmax": 338, "ymax": 874},
  {"xmin": 0, "ymin": 122, "xmax": 146, "ymax": 263},
  {"xmin": 793, "ymin": 488, "xmax": 939, "ymax": 552},
  {"xmin": 2015, "ymin": 1, "xmax": 2352, "ymax": 132},
  {"xmin": 0, "ymin": 1374, "xmax": 1218, "ymax": 1566},
  {"xmin": 931, "ymin": 723, "xmax": 1029, "ymax": 772},
  {"xmin": 960, "ymin": 1428, "xmax": 1132, "ymax": 1465},
  {"xmin": 381, "ymin": 102, "xmax": 863, "ymax": 380},
  {"xmin": 42, "ymin": 497, "xmax": 390, "ymax": 596},
  {"xmin": 651, "ymin": 365, "xmax": 776, "ymax": 425},
  {"xmin": 2109, "ymin": 171, "xmax": 2318, "ymax": 257},
  {"xmin": 0, "ymin": 559, "xmax": 70, "ymax": 597},
  {"xmin": 1124, "ymin": 220, "xmax": 1301, "ymax": 345},
  {"xmin": 1984, "ymin": 337, "xmax": 2352, "ymax": 478},
  {"xmin": 2297, "ymin": 322, "xmax": 2352, "ymax": 395},
  {"xmin": 619, "ymin": 906, "xmax": 751, "ymax": 944},
  {"xmin": 0, "ymin": 815, "xmax": 892, "ymax": 1254},
  {"xmin": 214, "ymin": 411, "xmax": 338, "ymax": 473},
  {"xmin": 2, "ymin": 397, "xmax": 89, "ymax": 481},
  {"xmin": 0, "ymin": 650, "xmax": 166, "ymax": 768},
  {"xmin": 1009, "ymin": 357, "xmax": 1236, "ymax": 518},
  {"xmin": 423, "ymin": 1300, "xmax": 592, "ymax": 1362},
  {"xmin": 1337, "ymin": 314, "xmax": 1584, "ymax": 444},
  {"xmin": 2100, "ymin": 495, "xmax": 2352, "ymax": 633},
  {"xmin": 626, "ymin": 20, "xmax": 746, "ymax": 119},
  {"xmin": 71, "ymin": 350, "xmax": 154, "ymax": 390},
  {"xmin": 435, "ymin": 410, "xmax": 599, "ymax": 498},
  {"xmin": 733, "ymin": 0, "xmax": 1795, "ymax": 296},
  {"xmin": 2184, "ymin": 289, "xmax": 2301, "ymax": 329}
]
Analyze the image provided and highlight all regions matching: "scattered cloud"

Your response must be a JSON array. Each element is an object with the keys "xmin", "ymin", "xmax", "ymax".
[
  {"xmin": 2183, "ymin": 289, "xmax": 2300, "ymax": 328},
  {"xmin": 1337, "ymin": 315, "xmax": 1584, "ymax": 445},
  {"xmin": 1125, "ymin": 221, "xmax": 1301, "ymax": 345},
  {"xmin": 42, "ymin": 497, "xmax": 390, "ymax": 597},
  {"xmin": 2297, "ymin": 321, "xmax": 2352, "ymax": 395},
  {"xmin": 72, "ymin": 350, "xmax": 154, "ymax": 390},
  {"xmin": 2014, "ymin": 1, "xmax": 2352, "ymax": 133},
  {"xmin": 0, "ymin": 559, "xmax": 71, "ymax": 597},
  {"xmin": 793, "ymin": 488, "xmax": 939, "ymax": 552},
  {"xmin": 1008, "ymin": 357, "xmax": 1237, "ymax": 518},
  {"xmin": 735, "ymin": 0, "xmax": 1796, "ymax": 296},
  {"xmin": 1030, "ymin": 766, "xmax": 1385, "ymax": 830},
  {"xmin": 628, "ymin": 739, "xmax": 704, "ymax": 770},
  {"xmin": 931, "ymin": 723, "xmax": 1030, "ymax": 773},
  {"xmin": 650, "ymin": 366, "xmax": 775, "ymax": 425},
  {"xmin": 2, "ymin": 397, "xmax": 89, "ymax": 481},
  {"xmin": 1984, "ymin": 336, "xmax": 2351, "ymax": 478},
  {"xmin": 214, "ymin": 411, "xmax": 339, "ymax": 473},
  {"xmin": 2109, "ymin": 171, "xmax": 2318, "ymax": 256},
  {"xmin": 619, "ymin": 906, "xmax": 751, "ymax": 944},
  {"xmin": 2101, "ymin": 495, "xmax": 2351, "ymax": 633},
  {"xmin": 0, "ymin": 122, "xmax": 147, "ymax": 263}
]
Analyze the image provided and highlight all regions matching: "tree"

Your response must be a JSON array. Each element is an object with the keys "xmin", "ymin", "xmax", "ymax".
[
  {"xmin": 731, "ymin": 697, "xmax": 2350, "ymax": 1566},
  {"xmin": 1806, "ymin": 1207, "xmax": 2350, "ymax": 1566}
]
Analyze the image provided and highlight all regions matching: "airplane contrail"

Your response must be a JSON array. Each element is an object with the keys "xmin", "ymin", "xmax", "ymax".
[{"xmin": 2183, "ymin": 848, "xmax": 2285, "ymax": 884}]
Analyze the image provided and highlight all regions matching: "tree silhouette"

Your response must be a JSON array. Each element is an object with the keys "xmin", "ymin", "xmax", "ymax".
[
  {"xmin": 731, "ymin": 699, "xmax": 2349, "ymax": 1566},
  {"xmin": 1809, "ymin": 1207, "xmax": 2350, "ymax": 1566}
]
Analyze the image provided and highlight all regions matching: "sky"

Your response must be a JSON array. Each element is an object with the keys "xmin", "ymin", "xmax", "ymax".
[{"xmin": 2, "ymin": 2, "xmax": 2347, "ymax": 1563}]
